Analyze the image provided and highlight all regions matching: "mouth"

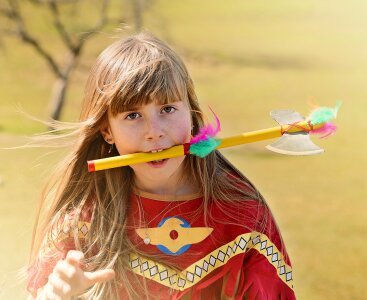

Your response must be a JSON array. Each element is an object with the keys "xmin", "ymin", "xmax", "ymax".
[
  {"xmin": 147, "ymin": 149, "xmax": 168, "ymax": 166},
  {"xmin": 148, "ymin": 159, "xmax": 167, "ymax": 167}
]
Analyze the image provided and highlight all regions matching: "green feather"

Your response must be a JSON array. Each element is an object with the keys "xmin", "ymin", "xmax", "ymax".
[
  {"xmin": 307, "ymin": 101, "xmax": 342, "ymax": 125},
  {"xmin": 189, "ymin": 138, "xmax": 221, "ymax": 158}
]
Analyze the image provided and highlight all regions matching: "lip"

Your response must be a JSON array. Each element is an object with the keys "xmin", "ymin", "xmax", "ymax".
[
  {"xmin": 144, "ymin": 147, "xmax": 170, "ymax": 168},
  {"xmin": 147, "ymin": 158, "xmax": 169, "ymax": 168}
]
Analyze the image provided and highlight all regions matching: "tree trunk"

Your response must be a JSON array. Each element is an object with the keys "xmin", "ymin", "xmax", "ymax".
[
  {"xmin": 49, "ymin": 76, "xmax": 68, "ymax": 121},
  {"xmin": 48, "ymin": 51, "xmax": 78, "ymax": 121}
]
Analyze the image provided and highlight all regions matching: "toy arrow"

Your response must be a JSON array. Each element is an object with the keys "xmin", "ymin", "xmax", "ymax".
[{"xmin": 87, "ymin": 103, "xmax": 341, "ymax": 172}]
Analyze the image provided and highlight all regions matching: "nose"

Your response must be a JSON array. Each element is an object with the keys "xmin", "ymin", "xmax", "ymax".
[{"xmin": 144, "ymin": 116, "xmax": 164, "ymax": 141}]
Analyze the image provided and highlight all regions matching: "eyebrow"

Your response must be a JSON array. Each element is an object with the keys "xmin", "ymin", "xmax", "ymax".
[{"xmin": 121, "ymin": 101, "xmax": 180, "ymax": 112}]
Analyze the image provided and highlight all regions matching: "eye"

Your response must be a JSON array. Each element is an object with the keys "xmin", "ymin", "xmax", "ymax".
[
  {"xmin": 161, "ymin": 106, "xmax": 176, "ymax": 114},
  {"xmin": 125, "ymin": 112, "xmax": 141, "ymax": 120}
]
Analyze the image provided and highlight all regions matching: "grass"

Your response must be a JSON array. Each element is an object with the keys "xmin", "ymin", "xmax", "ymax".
[{"xmin": 1, "ymin": 0, "xmax": 366, "ymax": 298}]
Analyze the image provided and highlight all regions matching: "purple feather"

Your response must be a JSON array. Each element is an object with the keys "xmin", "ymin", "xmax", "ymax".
[
  {"xmin": 190, "ymin": 109, "xmax": 221, "ymax": 144},
  {"xmin": 310, "ymin": 122, "xmax": 337, "ymax": 138}
]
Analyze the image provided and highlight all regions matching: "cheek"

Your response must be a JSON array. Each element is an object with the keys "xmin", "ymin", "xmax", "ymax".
[
  {"xmin": 173, "ymin": 119, "xmax": 192, "ymax": 143},
  {"xmin": 112, "ymin": 128, "xmax": 141, "ymax": 155}
]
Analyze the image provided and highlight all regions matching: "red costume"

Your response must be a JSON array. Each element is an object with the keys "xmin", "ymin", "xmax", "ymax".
[{"xmin": 27, "ymin": 190, "xmax": 296, "ymax": 299}]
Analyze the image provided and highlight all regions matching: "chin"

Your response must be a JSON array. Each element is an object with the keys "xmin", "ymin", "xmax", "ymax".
[{"xmin": 133, "ymin": 158, "xmax": 186, "ymax": 183}]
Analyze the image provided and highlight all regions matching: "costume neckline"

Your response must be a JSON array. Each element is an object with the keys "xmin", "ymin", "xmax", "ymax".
[{"xmin": 134, "ymin": 188, "xmax": 202, "ymax": 201}]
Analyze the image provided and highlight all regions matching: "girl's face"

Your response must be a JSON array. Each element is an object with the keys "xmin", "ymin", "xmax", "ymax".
[{"xmin": 102, "ymin": 100, "xmax": 192, "ymax": 193}]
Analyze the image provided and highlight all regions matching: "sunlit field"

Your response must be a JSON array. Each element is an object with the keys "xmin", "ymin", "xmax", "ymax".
[{"xmin": 1, "ymin": 0, "xmax": 366, "ymax": 299}]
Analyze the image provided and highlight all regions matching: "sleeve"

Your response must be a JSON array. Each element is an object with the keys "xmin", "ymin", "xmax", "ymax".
[
  {"xmin": 27, "ymin": 235, "xmax": 76, "ymax": 296},
  {"xmin": 26, "ymin": 211, "xmax": 92, "ymax": 296},
  {"xmin": 234, "ymin": 248, "xmax": 296, "ymax": 300},
  {"xmin": 213, "ymin": 198, "xmax": 296, "ymax": 299},
  {"xmin": 233, "ymin": 201, "xmax": 296, "ymax": 300}
]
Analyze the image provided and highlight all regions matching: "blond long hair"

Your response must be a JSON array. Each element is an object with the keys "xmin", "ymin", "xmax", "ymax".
[{"xmin": 30, "ymin": 33, "xmax": 270, "ymax": 299}]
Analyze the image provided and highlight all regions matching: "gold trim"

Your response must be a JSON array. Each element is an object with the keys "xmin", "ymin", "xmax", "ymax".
[
  {"xmin": 129, "ymin": 231, "xmax": 294, "ymax": 291},
  {"xmin": 41, "ymin": 220, "xmax": 294, "ymax": 293},
  {"xmin": 42, "ymin": 220, "xmax": 91, "ymax": 255}
]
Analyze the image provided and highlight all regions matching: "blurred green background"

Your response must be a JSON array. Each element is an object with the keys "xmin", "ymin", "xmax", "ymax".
[{"xmin": 1, "ymin": 0, "xmax": 366, "ymax": 299}]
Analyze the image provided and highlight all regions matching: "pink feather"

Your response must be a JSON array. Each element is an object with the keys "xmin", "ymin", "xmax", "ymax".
[
  {"xmin": 310, "ymin": 122, "xmax": 337, "ymax": 138},
  {"xmin": 190, "ymin": 109, "xmax": 221, "ymax": 144}
]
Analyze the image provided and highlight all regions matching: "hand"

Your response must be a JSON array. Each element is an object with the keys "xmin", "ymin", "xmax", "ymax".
[{"xmin": 41, "ymin": 250, "xmax": 115, "ymax": 300}]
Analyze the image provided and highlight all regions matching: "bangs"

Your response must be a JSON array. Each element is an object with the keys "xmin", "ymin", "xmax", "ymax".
[{"xmin": 109, "ymin": 59, "xmax": 189, "ymax": 115}]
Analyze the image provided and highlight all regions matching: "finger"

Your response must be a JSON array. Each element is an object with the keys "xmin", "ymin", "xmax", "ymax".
[
  {"xmin": 65, "ymin": 250, "xmax": 84, "ymax": 267},
  {"xmin": 54, "ymin": 260, "xmax": 77, "ymax": 280},
  {"xmin": 48, "ymin": 273, "xmax": 71, "ymax": 296},
  {"xmin": 84, "ymin": 269, "xmax": 115, "ymax": 285}
]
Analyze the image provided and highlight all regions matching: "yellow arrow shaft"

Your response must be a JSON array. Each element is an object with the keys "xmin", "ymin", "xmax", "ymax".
[
  {"xmin": 217, "ymin": 120, "xmax": 322, "ymax": 149},
  {"xmin": 89, "ymin": 144, "xmax": 186, "ymax": 172},
  {"xmin": 88, "ymin": 121, "xmax": 323, "ymax": 172},
  {"xmin": 218, "ymin": 127, "xmax": 281, "ymax": 149}
]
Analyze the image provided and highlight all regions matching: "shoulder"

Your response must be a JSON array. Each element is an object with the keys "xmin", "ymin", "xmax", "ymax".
[
  {"xmin": 222, "ymin": 171, "xmax": 276, "ymax": 231},
  {"xmin": 212, "ymin": 198, "xmax": 295, "ymax": 296},
  {"xmin": 212, "ymin": 171, "xmax": 267, "ymax": 228},
  {"xmin": 211, "ymin": 172, "xmax": 292, "ymax": 262}
]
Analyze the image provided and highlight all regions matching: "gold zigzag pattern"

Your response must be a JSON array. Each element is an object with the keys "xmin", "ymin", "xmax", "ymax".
[
  {"xmin": 129, "ymin": 231, "xmax": 294, "ymax": 291},
  {"xmin": 42, "ymin": 220, "xmax": 91, "ymax": 255},
  {"xmin": 42, "ymin": 220, "xmax": 293, "ymax": 292}
]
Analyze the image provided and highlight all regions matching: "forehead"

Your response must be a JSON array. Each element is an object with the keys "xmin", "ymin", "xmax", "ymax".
[
  {"xmin": 109, "ymin": 76, "xmax": 189, "ymax": 116},
  {"xmin": 114, "ymin": 95, "xmax": 185, "ymax": 112},
  {"xmin": 105, "ymin": 46, "xmax": 190, "ymax": 116}
]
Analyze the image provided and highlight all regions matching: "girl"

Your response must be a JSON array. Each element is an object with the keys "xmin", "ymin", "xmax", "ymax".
[{"xmin": 27, "ymin": 33, "xmax": 296, "ymax": 299}]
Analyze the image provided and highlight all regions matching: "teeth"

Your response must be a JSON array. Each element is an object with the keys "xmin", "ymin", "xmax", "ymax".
[{"xmin": 151, "ymin": 149, "xmax": 163, "ymax": 153}]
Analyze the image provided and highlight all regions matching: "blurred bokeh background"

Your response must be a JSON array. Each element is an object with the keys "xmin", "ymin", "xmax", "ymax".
[{"xmin": 0, "ymin": 0, "xmax": 366, "ymax": 299}]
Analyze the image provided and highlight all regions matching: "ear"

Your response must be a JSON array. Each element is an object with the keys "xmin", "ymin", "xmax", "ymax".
[{"xmin": 100, "ymin": 124, "xmax": 114, "ymax": 144}]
